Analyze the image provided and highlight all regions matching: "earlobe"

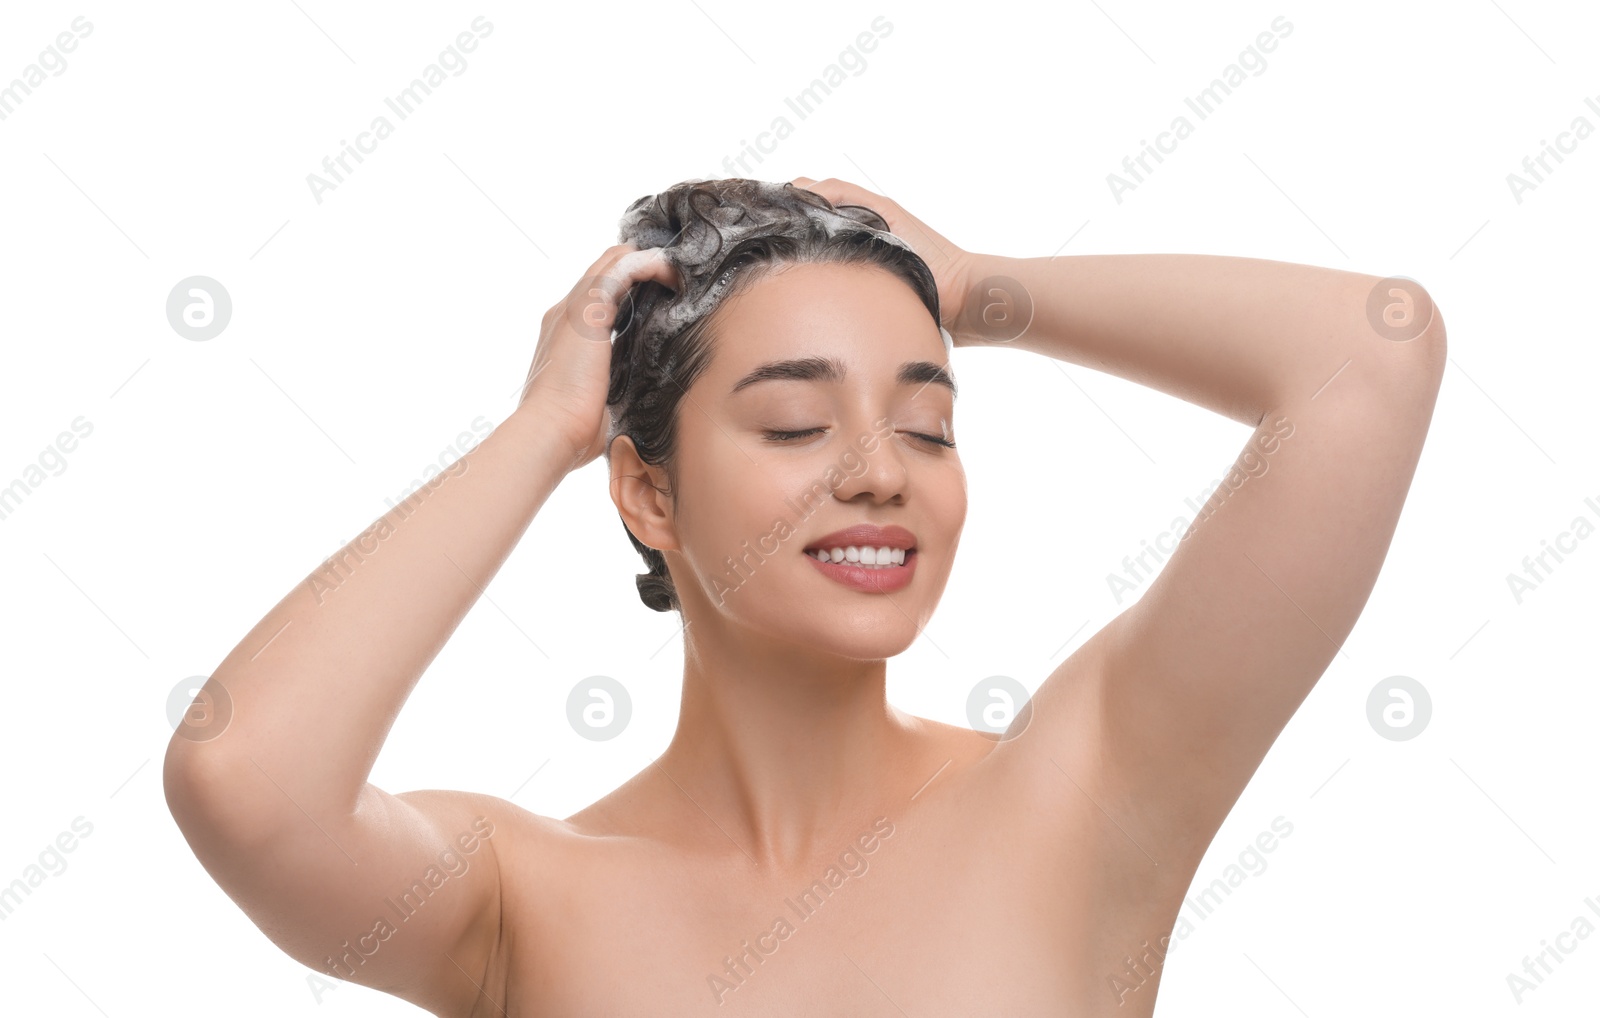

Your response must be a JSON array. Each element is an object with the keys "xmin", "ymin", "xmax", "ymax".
[{"xmin": 608, "ymin": 435, "xmax": 678, "ymax": 553}]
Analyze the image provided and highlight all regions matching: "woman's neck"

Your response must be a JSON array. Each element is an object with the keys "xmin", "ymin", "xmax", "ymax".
[{"xmin": 655, "ymin": 622, "xmax": 921, "ymax": 872}]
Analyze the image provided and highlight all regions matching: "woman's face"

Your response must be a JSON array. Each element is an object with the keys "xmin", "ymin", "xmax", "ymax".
[{"xmin": 659, "ymin": 260, "xmax": 967, "ymax": 659}]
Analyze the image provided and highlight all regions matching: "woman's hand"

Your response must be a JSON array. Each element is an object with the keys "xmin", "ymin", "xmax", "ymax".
[
  {"xmin": 521, "ymin": 243, "xmax": 680, "ymax": 471},
  {"xmin": 789, "ymin": 176, "xmax": 977, "ymax": 340}
]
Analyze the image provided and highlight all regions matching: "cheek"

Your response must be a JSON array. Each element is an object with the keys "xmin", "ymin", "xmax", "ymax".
[
  {"xmin": 675, "ymin": 441, "xmax": 807, "ymax": 570},
  {"xmin": 937, "ymin": 458, "xmax": 969, "ymax": 521},
  {"xmin": 932, "ymin": 461, "xmax": 970, "ymax": 557}
]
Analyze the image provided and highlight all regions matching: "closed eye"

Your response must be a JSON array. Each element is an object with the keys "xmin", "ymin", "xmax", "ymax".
[
  {"xmin": 762, "ymin": 428, "xmax": 827, "ymax": 442},
  {"xmin": 761, "ymin": 427, "xmax": 955, "ymax": 449}
]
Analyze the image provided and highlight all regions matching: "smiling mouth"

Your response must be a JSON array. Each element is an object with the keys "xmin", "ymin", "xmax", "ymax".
[
  {"xmin": 802, "ymin": 544, "xmax": 914, "ymax": 569},
  {"xmin": 799, "ymin": 523, "xmax": 919, "ymax": 592},
  {"xmin": 800, "ymin": 545, "xmax": 918, "ymax": 593}
]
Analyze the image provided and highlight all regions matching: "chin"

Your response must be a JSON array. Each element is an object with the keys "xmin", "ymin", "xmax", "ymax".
[
  {"xmin": 760, "ymin": 584, "xmax": 933, "ymax": 661},
  {"xmin": 704, "ymin": 547, "xmax": 948, "ymax": 658},
  {"xmin": 777, "ymin": 621, "xmax": 922, "ymax": 664}
]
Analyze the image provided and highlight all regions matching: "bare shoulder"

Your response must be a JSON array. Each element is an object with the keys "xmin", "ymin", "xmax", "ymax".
[
  {"xmin": 559, "ymin": 764, "xmax": 665, "ymax": 836},
  {"xmin": 387, "ymin": 788, "xmax": 585, "ymax": 1016},
  {"xmin": 397, "ymin": 785, "xmax": 576, "ymax": 859},
  {"xmin": 955, "ymin": 628, "xmax": 1109, "ymax": 801},
  {"xmin": 946, "ymin": 625, "xmax": 1195, "ymax": 875},
  {"xmin": 902, "ymin": 710, "xmax": 1000, "ymax": 771}
]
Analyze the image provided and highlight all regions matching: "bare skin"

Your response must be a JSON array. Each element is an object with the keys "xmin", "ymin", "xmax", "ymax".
[{"xmin": 164, "ymin": 176, "xmax": 1445, "ymax": 1016}]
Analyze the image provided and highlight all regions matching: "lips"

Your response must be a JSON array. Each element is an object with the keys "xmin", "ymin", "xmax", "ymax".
[
  {"xmin": 802, "ymin": 523, "xmax": 918, "ymax": 553},
  {"xmin": 801, "ymin": 523, "xmax": 919, "ymax": 594}
]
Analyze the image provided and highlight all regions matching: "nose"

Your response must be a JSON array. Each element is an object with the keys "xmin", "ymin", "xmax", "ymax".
[{"xmin": 828, "ymin": 420, "xmax": 909, "ymax": 506}]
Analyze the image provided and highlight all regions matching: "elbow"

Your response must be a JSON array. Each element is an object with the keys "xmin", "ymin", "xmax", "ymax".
[
  {"xmin": 1380, "ymin": 286, "xmax": 1446, "ymax": 441},
  {"xmin": 163, "ymin": 737, "xmax": 273, "ymax": 852},
  {"xmin": 165, "ymin": 729, "xmax": 354, "ymax": 856},
  {"xmin": 1365, "ymin": 275, "xmax": 1446, "ymax": 393},
  {"xmin": 163, "ymin": 735, "xmax": 223, "ymax": 836},
  {"xmin": 1412, "ymin": 287, "xmax": 1447, "ymax": 385}
]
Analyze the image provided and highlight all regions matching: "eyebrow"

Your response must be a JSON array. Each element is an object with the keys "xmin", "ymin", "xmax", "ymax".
[{"xmin": 729, "ymin": 356, "xmax": 957, "ymax": 399}]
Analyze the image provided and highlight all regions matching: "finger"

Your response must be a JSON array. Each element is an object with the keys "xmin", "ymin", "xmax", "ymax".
[
  {"xmin": 572, "ymin": 246, "xmax": 680, "ymax": 306},
  {"xmin": 583, "ymin": 242, "xmax": 641, "ymax": 278},
  {"xmin": 799, "ymin": 177, "xmax": 882, "ymax": 207},
  {"xmin": 610, "ymin": 247, "xmax": 681, "ymax": 293},
  {"xmin": 561, "ymin": 247, "xmax": 680, "ymax": 343}
]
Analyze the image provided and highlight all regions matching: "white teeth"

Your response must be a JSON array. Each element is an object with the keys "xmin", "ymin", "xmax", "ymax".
[{"xmin": 808, "ymin": 545, "xmax": 909, "ymax": 567}]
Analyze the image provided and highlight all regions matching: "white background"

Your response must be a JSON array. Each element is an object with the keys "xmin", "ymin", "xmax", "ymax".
[{"xmin": 1, "ymin": 1, "xmax": 1595, "ymax": 1014}]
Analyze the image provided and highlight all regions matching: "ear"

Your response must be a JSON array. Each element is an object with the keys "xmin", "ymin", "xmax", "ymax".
[{"xmin": 608, "ymin": 434, "xmax": 678, "ymax": 553}]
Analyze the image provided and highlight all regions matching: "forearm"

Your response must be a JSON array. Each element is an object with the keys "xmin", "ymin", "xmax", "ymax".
[
  {"xmin": 955, "ymin": 252, "xmax": 1431, "ymax": 425},
  {"xmin": 165, "ymin": 401, "xmax": 577, "ymax": 828}
]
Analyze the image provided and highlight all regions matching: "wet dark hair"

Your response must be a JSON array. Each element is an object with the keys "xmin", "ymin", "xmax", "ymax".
[{"xmin": 606, "ymin": 178, "xmax": 941, "ymax": 613}]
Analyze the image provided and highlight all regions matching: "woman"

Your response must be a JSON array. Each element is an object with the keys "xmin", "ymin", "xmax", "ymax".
[{"xmin": 164, "ymin": 176, "xmax": 1445, "ymax": 1015}]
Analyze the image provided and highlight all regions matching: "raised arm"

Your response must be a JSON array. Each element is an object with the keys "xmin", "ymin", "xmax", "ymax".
[
  {"xmin": 963, "ymin": 250, "xmax": 1445, "ymax": 862},
  {"xmin": 162, "ymin": 245, "xmax": 677, "ymax": 1013},
  {"xmin": 788, "ymin": 177, "xmax": 1442, "ymax": 872}
]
